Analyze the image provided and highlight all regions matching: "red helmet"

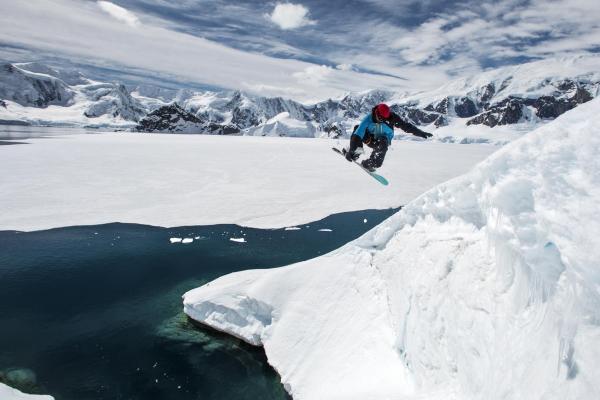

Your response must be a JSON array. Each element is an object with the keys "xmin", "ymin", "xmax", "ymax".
[{"xmin": 375, "ymin": 103, "xmax": 391, "ymax": 119}]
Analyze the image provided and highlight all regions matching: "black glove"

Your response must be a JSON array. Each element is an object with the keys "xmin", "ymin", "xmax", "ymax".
[{"xmin": 415, "ymin": 131, "xmax": 433, "ymax": 139}]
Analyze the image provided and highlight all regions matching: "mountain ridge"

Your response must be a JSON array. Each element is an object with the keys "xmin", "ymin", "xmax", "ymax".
[{"xmin": 1, "ymin": 54, "xmax": 599, "ymax": 141}]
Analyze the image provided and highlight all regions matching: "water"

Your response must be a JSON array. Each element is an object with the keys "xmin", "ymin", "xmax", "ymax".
[{"xmin": 0, "ymin": 209, "xmax": 398, "ymax": 399}]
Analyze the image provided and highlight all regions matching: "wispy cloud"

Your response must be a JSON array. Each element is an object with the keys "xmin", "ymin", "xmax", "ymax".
[
  {"xmin": 386, "ymin": 0, "xmax": 600, "ymax": 70},
  {"xmin": 97, "ymin": 1, "xmax": 140, "ymax": 27},
  {"xmin": 1, "ymin": 0, "xmax": 599, "ymax": 101},
  {"xmin": 0, "ymin": 0, "xmax": 413, "ymax": 102},
  {"xmin": 292, "ymin": 65, "xmax": 332, "ymax": 84},
  {"xmin": 268, "ymin": 3, "xmax": 315, "ymax": 30}
]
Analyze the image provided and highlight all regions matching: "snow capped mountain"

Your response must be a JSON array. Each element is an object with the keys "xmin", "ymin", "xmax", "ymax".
[
  {"xmin": 246, "ymin": 112, "xmax": 319, "ymax": 137},
  {"xmin": 1, "ymin": 54, "xmax": 599, "ymax": 139},
  {"xmin": 183, "ymin": 97, "xmax": 600, "ymax": 400},
  {"xmin": 15, "ymin": 62, "xmax": 87, "ymax": 86},
  {"xmin": 395, "ymin": 54, "xmax": 600, "ymax": 128},
  {"xmin": 0, "ymin": 63, "xmax": 74, "ymax": 108},
  {"xmin": 0, "ymin": 62, "xmax": 145, "ymax": 127},
  {"xmin": 81, "ymin": 82, "xmax": 145, "ymax": 121}
]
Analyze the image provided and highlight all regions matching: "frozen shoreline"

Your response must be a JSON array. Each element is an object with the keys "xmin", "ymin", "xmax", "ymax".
[{"xmin": 0, "ymin": 132, "xmax": 495, "ymax": 232}]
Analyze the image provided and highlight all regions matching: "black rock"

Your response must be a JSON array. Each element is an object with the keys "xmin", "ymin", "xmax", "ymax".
[
  {"xmin": 135, "ymin": 103, "xmax": 204, "ymax": 132},
  {"xmin": 434, "ymin": 115, "xmax": 449, "ymax": 127},
  {"xmin": 396, "ymin": 105, "xmax": 440, "ymax": 126},
  {"xmin": 467, "ymin": 97, "xmax": 524, "ymax": 127},
  {"xmin": 453, "ymin": 97, "xmax": 478, "ymax": 118},
  {"xmin": 205, "ymin": 123, "xmax": 240, "ymax": 135},
  {"xmin": 479, "ymin": 83, "xmax": 496, "ymax": 105}
]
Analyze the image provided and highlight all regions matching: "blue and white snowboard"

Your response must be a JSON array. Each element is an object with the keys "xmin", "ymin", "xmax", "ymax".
[{"xmin": 332, "ymin": 147, "xmax": 389, "ymax": 186}]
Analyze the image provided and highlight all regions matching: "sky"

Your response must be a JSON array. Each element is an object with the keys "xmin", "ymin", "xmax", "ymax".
[{"xmin": 0, "ymin": 0, "xmax": 599, "ymax": 102}]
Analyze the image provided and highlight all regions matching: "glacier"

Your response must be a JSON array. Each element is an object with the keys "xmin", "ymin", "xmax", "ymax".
[{"xmin": 183, "ymin": 97, "xmax": 600, "ymax": 399}]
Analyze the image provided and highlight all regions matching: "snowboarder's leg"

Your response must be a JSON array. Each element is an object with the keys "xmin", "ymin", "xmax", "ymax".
[
  {"xmin": 344, "ymin": 134, "xmax": 364, "ymax": 161},
  {"xmin": 349, "ymin": 133, "xmax": 363, "ymax": 152},
  {"xmin": 361, "ymin": 138, "xmax": 388, "ymax": 170}
]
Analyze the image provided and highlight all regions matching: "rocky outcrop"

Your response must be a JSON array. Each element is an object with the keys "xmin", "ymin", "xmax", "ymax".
[
  {"xmin": 136, "ymin": 103, "xmax": 240, "ymax": 134},
  {"xmin": 204, "ymin": 123, "xmax": 240, "ymax": 135},
  {"xmin": 531, "ymin": 80, "xmax": 594, "ymax": 119},
  {"xmin": 467, "ymin": 97, "xmax": 524, "ymax": 127},
  {"xmin": 136, "ymin": 103, "xmax": 205, "ymax": 133},
  {"xmin": 393, "ymin": 104, "xmax": 444, "ymax": 127},
  {"xmin": 453, "ymin": 97, "xmax": 479, "ymax": 118},
  {"xmin": 318, "ymin": 119, "xmax": 345, "ymax": 138},
  {"xmin": 463, "ymin": 79, "xmax": 596, "ymax": 127}
]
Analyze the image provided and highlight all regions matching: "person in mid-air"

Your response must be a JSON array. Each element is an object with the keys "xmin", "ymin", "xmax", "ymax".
[{"xmin": 343, "ymin": 103, "xmax": 433, "ymax": 171}]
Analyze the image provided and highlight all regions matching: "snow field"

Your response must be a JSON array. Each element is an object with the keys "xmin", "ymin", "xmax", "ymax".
[
  {"xmin": 0, "ymin": 133, "xmax": 494, "ymax": 232},
  {"xmin": 183, "ymin": 98, "xmax": 600, "ymax": 399}
]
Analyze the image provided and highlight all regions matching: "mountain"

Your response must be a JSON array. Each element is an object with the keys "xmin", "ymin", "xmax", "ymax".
[
  {"xmin": 393, "ymin": 55, "xmax": 600, "ymax": 128},
  {"xmin": 0, "ymin": 62, "xmax": 145, "ymax": 127},
  {"xmin": 0, "ymin": 63, "xmax": 75, "ymax": 108},
  {"xmin": 1, "ymin": 55, "xmax": 599, "ymax": 141},
  {"xmin": 183, "ymin": 97, "xmax": 600, "ymax": 400},
  {"xmin": 135, "ymin": 103, "xmax": 239, "ymax": 134}
]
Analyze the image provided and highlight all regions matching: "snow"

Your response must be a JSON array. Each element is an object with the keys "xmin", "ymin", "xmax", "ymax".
[
  {"xmin": 246, "ymin": 112, "xmax": 318, "ymax": 137},
  {"xmin": 182, "ymin": 238, "xmax": 193, "ymax": 244},
  {"xmin": 229, "ymin": 238, "xmax": 246, "ymax": 243},
  {"xmin": 169, "ymin": 238, "xmax": 182, "ymax": 243},
  {"xmin": 183, "ymin": 98, "xmax": 600, "ymax": 399},
  {"xmin": 0, "ymin": 133, "xmax": 494, "ymax": 232},
  {"xmin": 0, "ymin": 383, "xmax": 53, "ymax": 400}
]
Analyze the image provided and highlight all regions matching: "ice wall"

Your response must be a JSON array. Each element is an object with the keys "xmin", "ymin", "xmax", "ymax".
[{"xmin": 184, "ymin": 98, "xmax": 600, "ymax": 399}]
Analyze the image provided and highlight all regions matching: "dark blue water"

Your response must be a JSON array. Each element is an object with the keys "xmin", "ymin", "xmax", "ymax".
[{"xmin": 0, "ymin": 208, "xmax": 399, "ymax": 399}]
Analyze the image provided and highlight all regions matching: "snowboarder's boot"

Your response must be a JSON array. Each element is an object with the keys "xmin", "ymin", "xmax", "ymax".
[
  {"xmin": 361, "ymin": 159, "xmax": 376, "ymax": 172},
  {"xmin": 342, "ymin": 146, "xmax": 363, "ymax": 162}
]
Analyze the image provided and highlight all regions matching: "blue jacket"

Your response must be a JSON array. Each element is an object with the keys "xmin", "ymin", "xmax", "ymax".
[
  {"xmin": 353, "ymin": 108, "xmax": 431, "ymax": 144},
  {"xmin": 353, "ymin": 114, "xmax": 395, "ymax": 144}
]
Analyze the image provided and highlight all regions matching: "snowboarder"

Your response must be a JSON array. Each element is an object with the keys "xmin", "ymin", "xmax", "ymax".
[{"xmin": 343, "ymin": 103, "xmax": 433, "ymax": 171}]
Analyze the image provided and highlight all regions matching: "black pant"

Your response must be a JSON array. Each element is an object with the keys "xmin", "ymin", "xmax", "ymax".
[{"xmin": 349, "ymin": 133, "xmax": 388, "ymax": 168}]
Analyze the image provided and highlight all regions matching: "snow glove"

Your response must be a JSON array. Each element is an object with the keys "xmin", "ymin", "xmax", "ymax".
[{"xmin": 414, "ymin": 130, "xmax": 433, "ymax": 139}]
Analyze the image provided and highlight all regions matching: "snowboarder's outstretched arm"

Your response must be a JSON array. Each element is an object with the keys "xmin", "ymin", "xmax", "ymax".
[{"xmin": 389, "ymin": 112, "xmax": 432, "ymax": 138}]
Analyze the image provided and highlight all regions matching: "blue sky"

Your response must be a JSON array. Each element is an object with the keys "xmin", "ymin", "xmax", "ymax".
[{"xmin": 1, "ymin": 0, "xmax": 599, "ymax": 101}]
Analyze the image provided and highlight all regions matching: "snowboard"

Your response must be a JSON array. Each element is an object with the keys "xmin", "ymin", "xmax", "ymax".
[{"xmin": 332, "ymin": 147, "xmax": 389, "ymax": 186}]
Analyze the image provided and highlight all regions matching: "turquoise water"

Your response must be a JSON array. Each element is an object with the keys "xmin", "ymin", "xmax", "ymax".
[{"xmin": 0, "ymin": 209, "xmax": 398, "ymax": 399}]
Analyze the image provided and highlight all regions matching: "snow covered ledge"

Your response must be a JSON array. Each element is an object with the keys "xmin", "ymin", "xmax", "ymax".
[
  {"xmin": 0, "ymin": 383, "xmax": 53, "ymax": 400},
  {"xmin": 184, "ymin": 98, "xmax": 600, "ymax": 399}
]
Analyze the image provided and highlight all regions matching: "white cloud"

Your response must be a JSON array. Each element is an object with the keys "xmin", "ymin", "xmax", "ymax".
[
  {"xmin": 268, "ymin": 3, "xmax": 315, "ymax": 30},
  {"xmin": 0, "ymin": 0, "xmax": 416, "ymax": 102},
  {"xmin": 336, "ymin": 64, "xmax": 355, "ymax": 71},
  {"xmin": 383, "ymin": 0, "xmax": 600, "ymax": 74},
  {"xmin": 97, "ymin": 1, "xmax": 140, "ymax": 27},
  {"xmin": 292, "ymin": 65, "xmax": 332, "ymax": 85}
]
